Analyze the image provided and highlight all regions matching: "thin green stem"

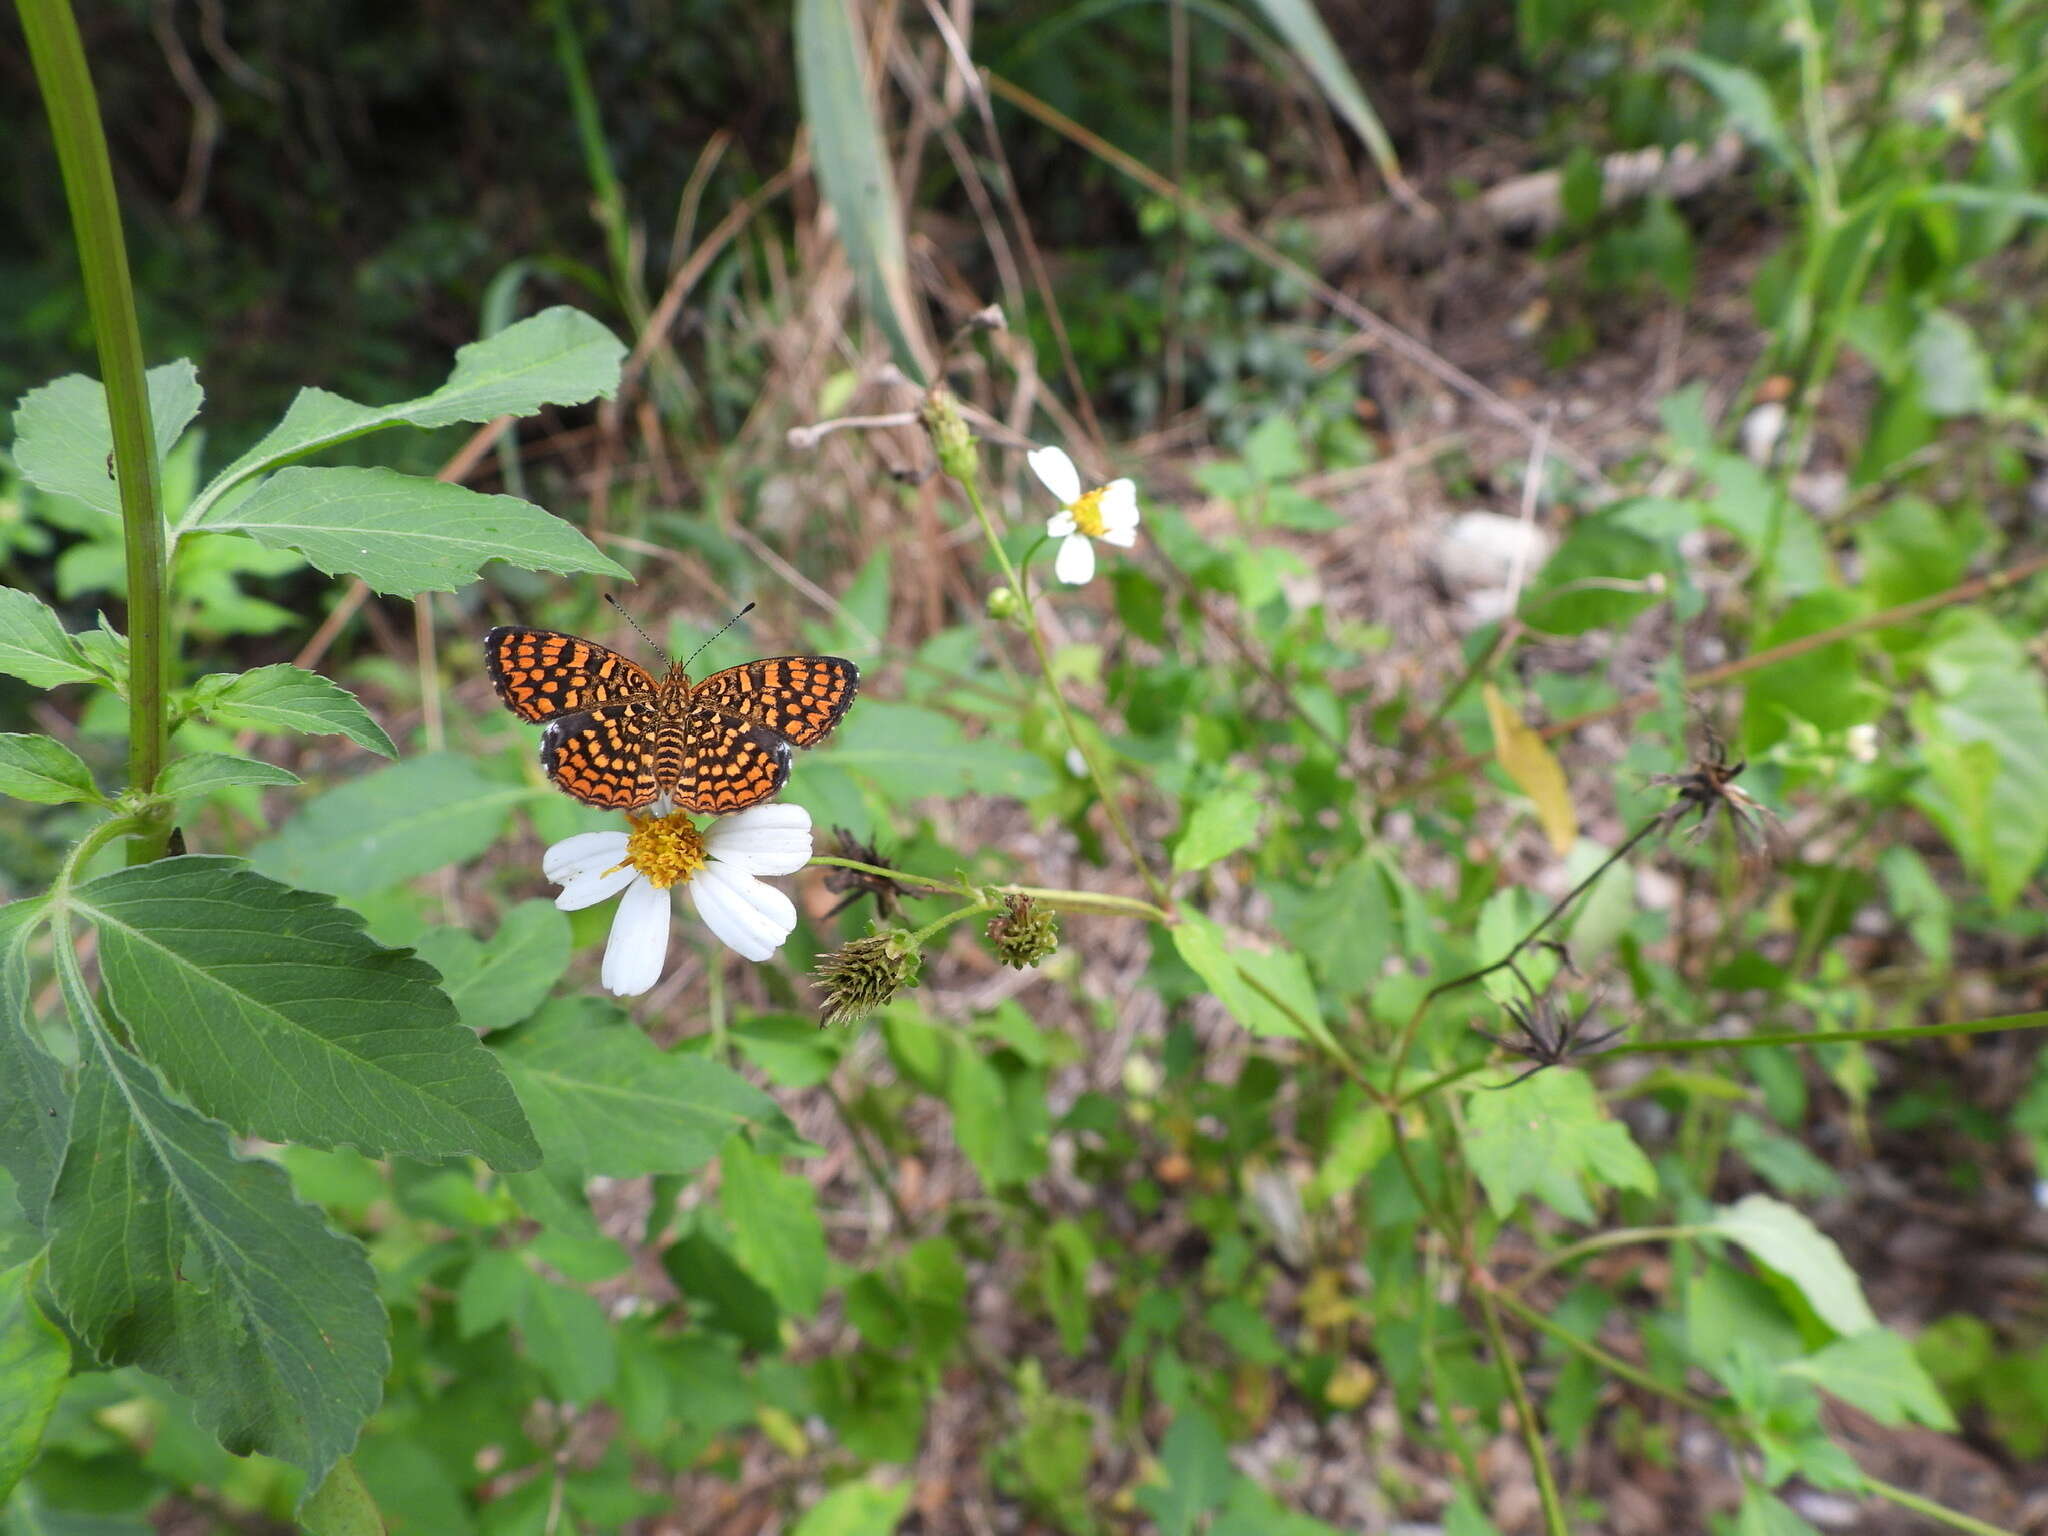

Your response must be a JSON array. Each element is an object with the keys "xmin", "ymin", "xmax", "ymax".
[
  {"xmin": 1395, "ymin": 1059, "xmax": 1489, "ymax": 1106},
  {"xmin": 945, "ymin": 463, "xmax": 1174, "ymax": 911},
  {"xmin": 1505, "ymin": 1224, "xmax": 1705, "ymax": 1299},
  {"xmin": 1589, "ymin": 1011, "xmax": 2048, "ymax": 1062},
  {"xmin": 1863, "ymin": 1477, "xmax": 2016, "ymax": 1536},
  {"xmin": 808, "ymin": 861, "xmax": 1174, "ymax": 926},
  {"xmin": 1471, "ymin": 1274, "xmax": 1569, "ymax": 1535},
  {"xmin": 19, "ymin": 0, "xmax": 172, "ymax": 863},
  {"xmin": 1489, "ymin": 1286, "xmax": 1727, "ymax": 1423}
]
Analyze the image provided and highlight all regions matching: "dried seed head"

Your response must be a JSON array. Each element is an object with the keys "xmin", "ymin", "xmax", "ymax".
[{"xmin": 813, "ymin": 929, "xmax": 923, "ymax": 1027}]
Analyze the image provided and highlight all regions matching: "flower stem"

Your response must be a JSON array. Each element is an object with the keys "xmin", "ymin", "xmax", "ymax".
[
  {"xmin": 810, "ymin": 857, "xmax": 1173, "ymax": 925},
  {"xmin": 18, "ymin": 0, "xmax": 172, "ymax": 864},
  {"xmin": 940, "ymin": 458, "xmax": 1174, "ymax": 912},
  {"xmin": 1471, "ymin": 1274, "xmax": 1570, "ymax": 1536},
  {"xmin": 1588, "ymin": 1010, "xmax": 2048, "ymax": 1061}
]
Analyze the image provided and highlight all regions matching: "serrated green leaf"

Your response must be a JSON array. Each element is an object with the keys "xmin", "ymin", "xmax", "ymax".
[
  {"xmin": 12, "ymin": 361, "xmax": 202, "ymax": 519},
  {"xmin": 45, "ymin": 1038, "xmax": 387, "ymax": 1490},
  {"xmin": 299, "ymin": 1457, "xmax": 386, "ymax": 1536},
  {"xmin": 795, "ymin": 0, "xmax": 923, "ymax": 377},
  {"xmin": 495, "ymin": 998, "xmax": 780, "ymax": 1177},
  {"xmin": 1136, "ymin": 1410, "xmax": 1232, "ymax": 1536},
  {"xmin": 156, "ymin": 752, "xmax": 300, "ymax": 801},
  {"xmin": 67, "ymin": 856, "xmax": 538, "ymax": 1169},
  {"xmin": 249, "ymin": 752, "xmax": 536, "ymax": 895},
  {"xmin": 1169, "ymin": 914, "xmax": 1314, "ymax": 1038},
  {"xmin": 1710, "ymin": 1194, "xmax": 1878, "ymax": 1338},
  {"xmin": 0, "ymin": 590, "xmax": 94, "ymax": 689},
  {"xmin": 1783, "ymin": 1328, "xmax": 1956, "ymax": 1429},
  {"xmin": 1463, "ymin": 1068, "xmax": 1656, "ymax": 1222},
  {"xmin": 722, "ymin": 1139, "xmax": 827, "ymax": 1316},
  {"xmin": 415, "ymin": 900, "xmax": 568, "ymax": 1034},
  {"xmin": 0, "ymin": 905, "xmax": 67, "ymax": 1225},
  {"xmin": 1743, "ymin": 588, "xmax": 1882, "ymax": 750},
  {"xmin": 1172, "ymin": 789, "xmax": 1263, "ymax": 873},
  {"xmin": 204, "ymin": 467, "xmax": 625, "ymax": 597},
  {"xmin": 187, "ymin": 664, "xmax": 397, "ymax": 759},
  {"xmin": 789, "ymin": 1479, "xmax": 913, "ymax": 1536},
  {"xmin": 0, "ymin": 735, "xmax": 101, "ymax": 806},
  {"xmin": 0, "ymin": 1260, "xmax": 67, "ymax": 1503},
  {"xmin": 201, "ymin": 307, "xmax": 624, "ymax": 502},
  {"xmin": 520, "ymin": 1280, "xmax": 616, "ymax": 1404}
]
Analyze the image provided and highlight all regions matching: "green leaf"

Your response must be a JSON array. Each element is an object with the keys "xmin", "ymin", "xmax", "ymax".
[
  {"xmin": 415, "ymin": 901, "xmax": 567, "ymax": 1033},
  {"xmin": 45, "ymin": 1038, "xmax": 387, "ymax": 1490},
  {"xmin": 795, "ymin": 0, "xmax": 923, "ymax": 377},
  {"xmin": 156, "ymin": 752, "xmax": 300, "ymax": 801},
  {"xmin": 0, "ymin": 905, "xmax": 67, "ymax": 1225},
  {"xmin": 1242, "ymin": 0, "xmax": 1403, "ymax": 195},
  {"xmin": 1709, "ymin": 1193, "xmax": 1878, "ymax": 1338},
  {"xmin": 1463, "ymin": 1068, "xmax": 1656, "ymax": 1222},
  {"xmin": 519, "ymin": 1280, "xmax": 616, "ymax": 1404},
  {"xmin": 186, "ymin": 664, "xmax": 397, "ymax": 759},
  {"xmin": 1172, "ymin": 789, "xmax": 1263, "ymax": 873},
  {"xmin": 1783, "ymin": 1328, "xmax": 1956, "ymax": 1429},
  {"xmin": 1909, "ymin": 611, "xmax": 2048, "ymax": 910},
  {"xmin": 1663, "ymin": 51, "xmax": 1795, "ymax": 167},
  {"xmin": 788, "ymin": 1479, "xmax": 913, "ymax": 1536},
  {"xmin": 299, "ymin": 1457, "xmax": 386, "ymax": 1536},
  {"xmin": 1733, "ymin": 1485, "xmax": 1823, "ymax": 1536},
  {"xmin": 204, "ymin": 468, "xmax": 625, "ymax": 598},
  {"xmin": 1270, "ymin": 858, "xmax": 1392, "ymax": 997},
  {"xmin": 794, "ymin": 701, "xmax": 1057, "ymax": 808},
  {"xmin": 0, "ymin": 736, "xmax": 101, "ymax": 806},
  {"xmin": 0, "ymin": 1260, "xmax": 67, "ymax": 1503},
  {"xmin": 1170, "ymin": 915, "xmax": 1315, "ymax": 1039},
  {"xmin": 249, "ymin": 753, "xmax": 536, "ymax": 895},
  {"xmin": 495, "ymin": 998, "xmax": 780, "ymax": 1177},
  {"xmin": 67, "ymin": 857, "xmax": 538, "ymax": 1169},
  {"xmin": 203, "ymin": 308, "xmax": 624, "ymax": 498},
  {"xmin": 1910, "ymin": 309, "xmax": 1992, "ymax": 416},
  {"xmin": 13, "ymin": 361, "xmax": 202, "ymax": 519},
  {"xmin": 0, "ymin": 590, "xmax": 94, "ymax": 689},
  {"xmin": 722, "ymin": 1140, "xmax": 828, "ymax": 1316},
  {"xmin": 1519, "ymin": 517, "xmax": 1668, "ymax": 634},
  {"xmin": 1135, "ymin": 1410, "xmax": 1233, "ymax": 1536},
  {"xmin": 1742, "ymin": 588, "xmax": 1882, "ymax": 749}
]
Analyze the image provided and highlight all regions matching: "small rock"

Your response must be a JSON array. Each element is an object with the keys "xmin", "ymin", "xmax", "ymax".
[
  {"xmin": 1741, "ymin": 402, "xmax": 1787, "ymax": 464},
  {"xmin": 1432, "ymin": 511, "xmax": 1554, "ymax": 593}
]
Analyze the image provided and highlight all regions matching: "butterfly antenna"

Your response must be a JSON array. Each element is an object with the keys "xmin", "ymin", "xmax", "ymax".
[
  {"xmin": 603, "ymin": 592, "xmax": 672, "ymax": 668},
  {"xmin": 682, "ymin": 602, "xmax": 757, "ymax": 672}
]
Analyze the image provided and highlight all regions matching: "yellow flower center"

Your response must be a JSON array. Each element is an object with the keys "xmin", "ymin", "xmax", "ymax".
[
  {"xmin": 613, "ymin": 811, "xmax": 708, "ymax": 890},
  {"xmin": 1068, "ymin": 487, "xmax": 1108, "ymax": 538}
]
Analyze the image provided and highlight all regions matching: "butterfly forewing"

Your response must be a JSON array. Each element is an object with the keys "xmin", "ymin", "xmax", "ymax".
[
  {"xmin": 541, "ymin": 701, "xmax": 661, "ymax": 809},
  {"xmin": 691, "ymin": 656, "xmax": 858, "ymax": 747},
  {"xmin": 661, "ymin": 704, "xmax": 792, "ymax": 814},
  {"xmin": 486, "ymin": 627, "xmax": 657, "ymax": 722}
]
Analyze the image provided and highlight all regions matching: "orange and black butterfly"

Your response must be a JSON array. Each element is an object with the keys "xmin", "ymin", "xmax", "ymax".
[{"xmin": 484, "ymin": 607, "xmax": 856, "ymax": 814}]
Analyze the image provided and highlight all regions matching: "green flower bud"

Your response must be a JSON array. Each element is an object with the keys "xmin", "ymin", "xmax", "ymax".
[
  {"xmin": 985, "ymin": 894, "xmax": 1059, "ymax": 970},
  {"xmin": 920, "ymin": 388, "xmax": 980, "ymax": 482}
]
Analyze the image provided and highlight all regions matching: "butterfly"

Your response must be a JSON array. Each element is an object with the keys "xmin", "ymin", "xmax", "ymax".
[{"xmin": 484, "ymin": 623, "xmax": 857, "ymax": 814}]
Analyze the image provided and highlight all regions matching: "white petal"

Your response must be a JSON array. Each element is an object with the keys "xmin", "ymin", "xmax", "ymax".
[
  {"xmin": 1047, "ymin": 510, "xmax": 1077, "ymax": 538},
  {"xmin": 1100, "ymin": 525, "xmax": 1138, "ymax": 548},
  {"xmin": 1028, "ymin": 445, "xmax": 1082, "ymax": 506},
  {"xmin": 1099, "ymin": 479, "xmax": 1140, "ymax": 530},
  {"xmin": 555, "ymin": 860, "xmax": 639, "ymax": 911},
  {"xmin": 706, "ymin": 802, "xmax": 814, "ymax": 876},
  {"xmin": 688, "ymin": 863, "xmax": 797, "ymax": 962},
  {"xmin": 601, "ymin": 877, "xmax": 671, "ymax": 996},
  {"xmin": 1054, "ymin": 532, "xmax": 1097, "ymax": 586},
  {"xmin": 542, "ymin": 831, "xmax": 630, "ymax": 884}
]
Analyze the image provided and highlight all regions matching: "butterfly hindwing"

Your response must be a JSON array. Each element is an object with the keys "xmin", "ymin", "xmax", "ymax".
[
  {"xmin": 485, "ymin": 627, "xmax": 657, "ymax": 723},
  {"xmin": 541, "ymin": 700, "xmax": 661, "ymax": 809},
  {"xmin": 691, "ymin": 656, "xmax": 859, "ymax": 748}
]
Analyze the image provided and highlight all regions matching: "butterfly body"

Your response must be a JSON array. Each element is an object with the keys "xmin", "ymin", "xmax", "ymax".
[{"xmin": 485, "ymin": 627, "xmax": 856, "ymax": 813}]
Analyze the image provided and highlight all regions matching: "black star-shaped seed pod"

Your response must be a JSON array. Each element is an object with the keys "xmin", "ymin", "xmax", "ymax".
[
  {"xmin": 1649, "ymin": 730, "xmax": 1782, "ymax": 859},
  {"xmin": 1472, "ymin": 986, "xmax": 1622, "ymax": 1087},
  {"xmin": 823, "ymin": 827, "xmax": 905, "ymax": 921}
]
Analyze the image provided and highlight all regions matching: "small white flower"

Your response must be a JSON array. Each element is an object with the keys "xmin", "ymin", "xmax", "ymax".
[
  {"xmin": 543, "ymin": 804, "xmax": 812, "ymax": 996},
  {"xmin": 1846, "ymin": 723, "xmax": 1879, "ymax": 763},
  {"xmin": 1028, "ymin": 445, "xmax": 1141, "ymax": 587}
]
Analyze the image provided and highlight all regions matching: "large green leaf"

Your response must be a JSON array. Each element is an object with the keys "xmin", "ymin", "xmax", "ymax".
[
  {"xmin": 203, "ymin": 467, "xmax": 625, "ymax": 597},
  {"xmin": 1169, "ymin": 914, "xmax": 1317, "ymax": 1039},
  {"xmin": 249, "ymin": 753, "xmax": 538, "ymax": 895},
  {"xmin": 0, "ymin": 736, "xmax": 100, "ymax": 807},
  {"xmin": 186, "ymin": 664, "xmax": 397, "ymax": 759},
  {"xmin": 1463, "ymin": 1068, "xmax": 1656, "ymax": 1222},
  {"xmin": 1243, "ymin": 0, "xmax": 1402, "ymax": 193},
  {"xmin": 1909, "ymin": 610, "xmax": 2048, "ymax": 910},
  {"xmin": 156, "ymin": 752, "xmax": 300, "ymax": 801},
  {"xmin": 45, "ymin": 1038, "xmax": 387, "ymax": 1489},
  {"xmin": 68, "ymin": 857, "xmax": 538, "ymax": 1169},
  {"xmin": 12, "ymin": 361, "xmax": 202, "ymax": 520},
  {"xmin": 789, "ymin": 1480, "xmax": 914, "ymax": 1536},
  {"xmin": 1172, "ymin": 788, "xmax": 1263, "ymax": 873},
  {"xmin": 1709, "ymin": 1194, "xmax": 1877, "ymax": 1338},
  {"xmin": 0, "ymin": 906, "xmax": 66, "ymax": 1226},
  {"xmin": 1741, "ymin": 588, "xmax": 1883, "ymax": 749},
  {"xmin": 415, "ymin": 900, "xmax": 568, "ymax": 1033},
  {"xmin": 721, "ymin": 1140, "xmax": 828, "ymax": 1316},
  {"xmin": 0, "ymin": 1260, "xmax": 67, "ymax": 1503},
  {"xmin": 198, "ymin": 308, "xmax": 625, "ymax": 506},
  {"xmin": 495, "ymin": 998, "xmax": 781, "ymax": 1177},
  {"xmin": 794, "ymin": 0, "xmax": 923, "ymax": 376},
  {"xmin": 0, "ymin": 590, "xmax": 94, "ymax": 690},
  {"xmin": 1783, "ymin": 1329, "xmax": 1955, "ymax": 1429}
]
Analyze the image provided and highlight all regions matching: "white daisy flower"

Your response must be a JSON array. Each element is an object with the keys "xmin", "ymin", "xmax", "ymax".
[
  {"xmin": 543, "ymin": 803, "xmax": 813, "ymax": 996},
  {"xmin": 1027, "ymin": 445, "xmax": 1141, "ymax": 587}
]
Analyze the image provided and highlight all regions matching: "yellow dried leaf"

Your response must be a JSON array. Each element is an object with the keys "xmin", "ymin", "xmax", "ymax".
[{"xmin": 1482, "ymin": 683, "xmax": 1578, "ymax": 855}]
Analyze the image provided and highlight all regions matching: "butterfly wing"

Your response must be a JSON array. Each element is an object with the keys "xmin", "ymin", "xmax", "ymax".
[
  {"xmin": 691, "ymin": 656, "xmax": 858, "ymax": 747},
  {"xmin": 658, "ymin": 703, "xmax": 793, "ymax": 815},
  {"xmin": 541, "ymin": 700, "xmax": 661, "ymax": 809},
  {"xmin": 486, "ymin": 627, "xmax": 657, "ymax": 723}
]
